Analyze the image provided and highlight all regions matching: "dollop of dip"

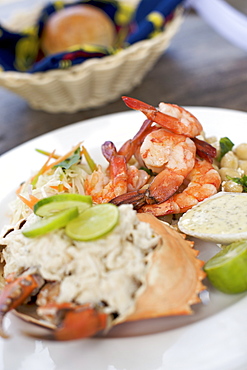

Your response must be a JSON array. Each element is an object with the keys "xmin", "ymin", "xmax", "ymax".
[{"xmin": 178, "ymin": 192, "xmax": 247, "ymax": 244}]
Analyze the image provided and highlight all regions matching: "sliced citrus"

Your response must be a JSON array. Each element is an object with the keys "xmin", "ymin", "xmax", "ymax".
[
  {"xmin": 65, "ymin": 203, "xmax": 119, "ymax": 241},
  {"xmin": 204, "ymin": 240, "xmax": 247, "ymax": 294},
  {"xmin": 22, "ymin": 207, "xmax": 79, "ymax": 238},
  {"xmin": 34, "ymin": 194, "xmax": 92, "ymax": 217}
]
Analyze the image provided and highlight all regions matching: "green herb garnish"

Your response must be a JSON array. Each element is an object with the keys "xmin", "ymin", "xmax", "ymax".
[
  {"xmin": 53, "ymin": 148, "xmax": 81, "ymax": 170},
  {"xmin": 217, "ymin": 137, "xmax": 234, "ymax": 161},
  {"xmin": 140, "ymin": 167, "xmax": 156, "ymax": 176}
]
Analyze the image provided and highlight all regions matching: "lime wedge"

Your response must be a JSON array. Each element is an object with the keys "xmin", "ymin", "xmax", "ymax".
[
  {"xmin": 204, "ymin": 240, "xmax": 247, "ymax": 294},
  {"xmin": 65, "ymin": 203, "xmax": 119, "ymax": 241},
  {"xmin": 34, "ymin": 194, "xmax": 92, "ymax": 217},
  {"xmin": 22, "ymin": 207, "xmax": 79, "ymax": 238}
]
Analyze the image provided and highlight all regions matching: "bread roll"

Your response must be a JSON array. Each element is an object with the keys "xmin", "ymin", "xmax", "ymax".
[{"xmin": 41, "ymin": 4, "xmax": 116, "ymax": 55}]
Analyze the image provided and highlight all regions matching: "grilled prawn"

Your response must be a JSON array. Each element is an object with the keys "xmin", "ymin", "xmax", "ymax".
[{"xmin": 109, "ymin": 97, "xmax": 220, "ymax": 214}]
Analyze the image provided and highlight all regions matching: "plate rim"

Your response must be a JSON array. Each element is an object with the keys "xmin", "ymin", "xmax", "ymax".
[
  {"xmin": 0, "ymin": 106, "xmax": 247, "ymax": 370},
  {"xmin": 1, "ymin": 105, "xmax": 247, "ymax": 160}
]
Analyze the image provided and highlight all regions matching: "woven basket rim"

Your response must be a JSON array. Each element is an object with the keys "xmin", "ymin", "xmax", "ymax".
[
  {"xmin": 0, "ymin": 3, "xmax": 184, "ymax": 112},
  {"xmin": 0, "ymin": 8, "xmax": 184, "ymax": 83}
]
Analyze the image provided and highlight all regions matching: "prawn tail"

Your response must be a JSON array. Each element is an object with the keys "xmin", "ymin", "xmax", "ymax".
[
  {"xmin": 109, "ymin": 189, "xmax": 147, "ymax": 209},
  {"xmin": 101, "ymin": 141, "xmax": 117, "ymax": 162},
  {"xmin": 122, "ymin": 96, "xmax": 154, "ymax": 113},
  {"xmin": 122, "ymin": 96, "xmax": 179, "ymax": 128},
  {"xmin": 193, "ymin": 137, "xmax": 217, "ymax": 163}
]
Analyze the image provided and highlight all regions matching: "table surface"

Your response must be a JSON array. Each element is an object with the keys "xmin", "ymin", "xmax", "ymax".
[{"xmin": 0, "ymin": 0, "xmax": 247, "ymax": 156}]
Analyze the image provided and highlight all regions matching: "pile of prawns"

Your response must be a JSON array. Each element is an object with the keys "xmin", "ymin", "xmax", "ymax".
[{"xmin": 85, "ymin": 96, "xmax": 221, "ymax": 216}]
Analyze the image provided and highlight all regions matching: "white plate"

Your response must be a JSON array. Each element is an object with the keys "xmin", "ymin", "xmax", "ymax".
[{"xmin": 0, "ymin": 107, "xmax": 247, "ymax": 370}]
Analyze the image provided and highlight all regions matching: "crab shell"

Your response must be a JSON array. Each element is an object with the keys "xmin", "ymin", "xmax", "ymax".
[
  {"xmin": 10, "ymin": 214, "xmax": 206, "ymax": 337},
  {"xmin": 115, "ymin": 213, "xmax": 206, "ymax": 324}
]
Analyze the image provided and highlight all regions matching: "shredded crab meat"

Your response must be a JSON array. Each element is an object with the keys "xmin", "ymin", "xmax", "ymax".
[{"xmin": 0, "ymin": 205, "xmax": 160, "ymax": 316}]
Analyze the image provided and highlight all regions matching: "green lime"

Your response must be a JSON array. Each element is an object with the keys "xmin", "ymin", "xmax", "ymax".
[
  {"xmin": 34, "ymin": 194, "xmax": 92, "ymax": 217},
  {"xmin": 204, "ymin": 240, "xmax": 247, "ymax": 294},
  {"xmin": 22, "ymin": 207, "xmax": 79, "ymax": 238},
  {"xmin": 65, "ymin": 203, "xmax": 119, "ymax": 241}
]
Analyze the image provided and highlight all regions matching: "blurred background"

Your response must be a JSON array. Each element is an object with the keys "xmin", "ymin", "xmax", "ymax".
[{"xmin": 0, "ymin": 0, "xmax": 246, "ymax": 155}]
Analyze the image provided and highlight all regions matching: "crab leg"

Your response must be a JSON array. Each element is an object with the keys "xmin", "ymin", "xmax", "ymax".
[
  {"xmin": 0, "ymin": 273, "xmax": 44, "ymax": 338},
  {"xmin": 33, "ymin": 302, "xmax": 109, "ymax": 341}
]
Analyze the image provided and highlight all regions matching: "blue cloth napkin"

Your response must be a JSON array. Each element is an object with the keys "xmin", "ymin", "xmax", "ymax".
[
  {"xmin": 126, "ymin": 0, "xmax": 184, "ymax": 44},
  {"xmin": 0, "ymin": 0, "xmax": 184, "ymax": 73}
]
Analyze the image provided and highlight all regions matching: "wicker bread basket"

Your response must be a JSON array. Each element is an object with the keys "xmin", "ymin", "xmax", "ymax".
[{"xmin": 0, "ymin": 1, "xmax": 183, "ymax": 113}]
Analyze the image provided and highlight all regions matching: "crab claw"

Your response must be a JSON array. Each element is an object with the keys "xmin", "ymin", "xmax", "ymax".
[
  {"xmin": 0, "ymin": 273, "xmax": 44, "ymax": 338},
  {"xmin": 28, "ymin": 302, "xmax": 109, "ymax": 341}
]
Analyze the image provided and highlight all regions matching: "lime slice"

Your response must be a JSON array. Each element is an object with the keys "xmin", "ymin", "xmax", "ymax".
[
  {"xmin": 34, "ymin": 194, "xmax": 92, "ymax": 217},
  {"xmin": 204, "ymin": 240, "xmax": 247, "ymax": 294},
  {"xmin": 22, "ymin": 207, "xmax": 79, "ymax": 238},
  {"xmin": 65, "ymin": 203, "xmax": 119, "ymax": 241}
]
